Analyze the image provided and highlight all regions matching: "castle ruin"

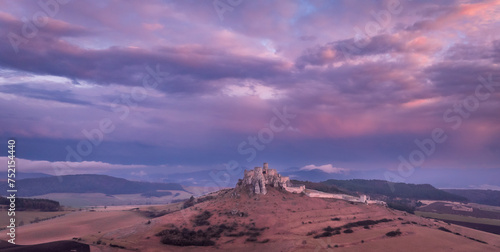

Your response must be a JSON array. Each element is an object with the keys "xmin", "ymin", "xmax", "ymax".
[
  {"xmin": 237, "ymin": 163, "xmax": 305, "ymax": 195},
  {"xmin": 236, "ymin": 163, "xmax": 384, "ymax": 205}
]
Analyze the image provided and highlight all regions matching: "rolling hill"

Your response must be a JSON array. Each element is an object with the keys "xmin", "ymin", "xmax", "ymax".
[
  {"xmin": 443, "ymin": 189, "xmax": 500, "ymax": 207},
  {"xmin": 2, "ymin": 174, "xmax": 185, "ymax": 197},
  {"xmin": 12, "ymin": 186, "xmax": 500, "ymax": 251},
  {"xmin": 320, "ymin": 179, "xmax": 468, "ymax": 201}
]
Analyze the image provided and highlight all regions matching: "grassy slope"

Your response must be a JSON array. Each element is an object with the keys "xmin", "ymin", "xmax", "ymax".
[{"xmin": 0, "ymin": 210, "xmax": 72, "ymax": 227}]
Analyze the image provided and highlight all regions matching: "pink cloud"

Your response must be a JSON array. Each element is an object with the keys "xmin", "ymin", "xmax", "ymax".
[{"xmin": 300, "ymin": 164, "xmax": 350, "ymax": 174}]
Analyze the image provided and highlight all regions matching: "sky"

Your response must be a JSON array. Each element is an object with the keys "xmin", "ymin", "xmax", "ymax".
[{"xmin": 0, "ymin": 0, "xmax": 499, "ymax": 189}]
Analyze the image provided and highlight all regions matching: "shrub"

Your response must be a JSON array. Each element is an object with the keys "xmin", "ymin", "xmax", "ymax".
[
  {"xmin": 183, "ymin": 196, "xmax": 195, "ymax": 209},
  {"xmin": 313, "ymin": 230, "xmax": 340, "ymax": 239},
  {"xmin": 141, "ymin": 210, "xmax": 169, "ymax": 218},
  {"xmin": 465, "ymin": 236, "xmax": 487, "ymax": 244},
  {"xmin": 109, "ymin": 244, "xmax": 125, "ymax": 249},
  {"xmin": 226, "ymin": 231, "xmax": 246, "ymax": 237},
  {"xmin": 323, "ymin": 226, "xmax": 341, "ymax": 232},
  {"xmin": 193, "ymin": 210, "xmax": 212, "ymax": 226},
  {"xmin": 246, "ymin": 237, "xmax": 257, "ymax": 242},
  {"xmin": 156, "ymin": 228, "xmax": 215, "ymax": 246},
  {"xmin": 343, "ymin": 229, "xmax": 354, "ymax": 234},
  {"xmin": 438, "ymin": 227, "xmax": 452, "ymax": 233},
  {"xmin": 306, "ymin": 231, "xmax": 317, "ymax": 236},
  {"xmin": 156, "ymin": 222, "xmax": 270, "ymax": 247},
  {"xmin": 342, "ymin": 219, "xmax": 392, "ymax": 229},
  {"xmin": 387, "ymin": 201, "xmax": 415, "ymax": 214},
  {"xmin": 385, "ymin": 229, "xmax": 402, "ymax": 237}
]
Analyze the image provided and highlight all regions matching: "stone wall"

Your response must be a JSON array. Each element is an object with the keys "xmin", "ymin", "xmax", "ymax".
[{"xmin": 285, "ymin": 185, "xmax": 305, "ymax": 194}]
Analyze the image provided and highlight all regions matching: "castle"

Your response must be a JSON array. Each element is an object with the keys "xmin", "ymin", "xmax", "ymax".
[
  {"xmin": 236, "ymin": 163, "xmax": 384, "ymax": 205},
  {"xmin": 237, "ymin": 163, "xmax": 305, "ymax": 195}
]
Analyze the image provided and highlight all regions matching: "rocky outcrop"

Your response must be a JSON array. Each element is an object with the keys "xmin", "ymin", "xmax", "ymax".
[{"xmin": 237, "ymin": 163, "xmax": 293, "ymax": 195}]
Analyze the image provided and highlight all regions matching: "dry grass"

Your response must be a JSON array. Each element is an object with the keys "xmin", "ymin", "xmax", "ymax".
[{"xmin": 0, "ymin": 210, "xmax": 72, "ymax": 228}]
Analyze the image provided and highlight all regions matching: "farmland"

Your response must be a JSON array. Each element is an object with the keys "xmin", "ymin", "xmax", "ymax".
[
  {"xmin": 415, "ymin": 202, "xmax": 500, "ymax": 235},
  {"xmin": 418, "ymin": 202, "xmax": 500, "ymax": 219}
]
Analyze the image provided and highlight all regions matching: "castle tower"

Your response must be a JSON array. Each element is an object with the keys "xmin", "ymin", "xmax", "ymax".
[{"xmin": 263, "ymin": 162, "xmax": 269, "ymax": 173}]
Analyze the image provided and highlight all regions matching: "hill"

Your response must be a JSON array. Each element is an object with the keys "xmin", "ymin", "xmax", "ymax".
[
  {"xmin": 2, "ymin": 174, "xmax": 185, "ymax": 197},
  {"xmin": 321, "ymin": 179, "xmax": 467, "ymax": 201},
  {"xmin": 291, "ymin": 179, "xmax": 352, "ymax": 195},
  {"xmin": 13, "ymin": 186, "xmax": 500, "ymax": 251},
  {"xmin": 443, "ymin": 189, "xmax": 500, "ymax": 207}
]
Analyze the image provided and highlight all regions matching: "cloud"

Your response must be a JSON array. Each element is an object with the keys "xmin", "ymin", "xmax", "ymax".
[
  {"xmin": 0, "ymin": 0, "xmax": 499, "ymax": 186},
  {"xmin": 295, "ymin": 32, "xmax": 442, "ymax": 69},
  {"xmin": 300, "ymin": 164, "xmax": 350, "ymax": 174},
  {"xmin": 131, "ymin": 170, "xmax": 147, "ymax": 177},
  {"xmin": 0, "ymin": 84, "xmax": 93, "ymax": 106},
  {"xmin": 0, "ymin": 157, "xmax": 165, "ymax": 176}
]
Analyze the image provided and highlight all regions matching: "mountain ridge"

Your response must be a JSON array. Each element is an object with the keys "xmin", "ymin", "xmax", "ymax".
[{"xmin": 2, "ymin": 174, "xmax": 185, "ymax": 197}]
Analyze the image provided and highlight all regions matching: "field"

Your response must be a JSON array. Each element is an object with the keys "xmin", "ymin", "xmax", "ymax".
[
  {"xmin": 15, "ymin": 207, "xmax": 150, "ymax": 246},
  {"xmin": 415, "ymin": 202, "xmax": 500, "ymax": 235},
  {"xmin": 0, "ymin": 210, "xmax": 72, "ymax": 228},
  {"xmin": 468, "ymin": 203, "xmax": 500, "ymax": 213},
  {"xmin": 443, "ymin": 220, "xmax": 500, "ymax": 235},
  {"xmin": 415, "ymin": 211, "xmax": 500, "ymax": 226},
  {"xmin": 30, "ymin": 190, "xmax": 191, "ymax": 207},
  {"xmin": 418, "ymin": 202, "xmax": 500, "ymax": 219}
]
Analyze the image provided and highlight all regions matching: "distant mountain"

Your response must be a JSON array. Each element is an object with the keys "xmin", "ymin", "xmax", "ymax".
[
  {"xmin": 105, "ymin": 169, "xmax": 244, "ymax": 187},
  {"xmin": 0, "ymin": 172, "xmax": 52, "ymax": 181},
  {"xmin": 443, "ymin": 189, "xmax": 500, "ymax": 207},
  {"xmin": 16, "ymin": 172, "xmax": 53, "ymax": 180},
  {"xmin": 281, "ymin": 168, "xmax": 387, "ymax": 182},
  {"xmin": 2, "ymin": 174, "xmax": 185, "ymax": 197},
  {"xmin": 320, "ymin": 179, "xmax": 468, "ymax": 201}
]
